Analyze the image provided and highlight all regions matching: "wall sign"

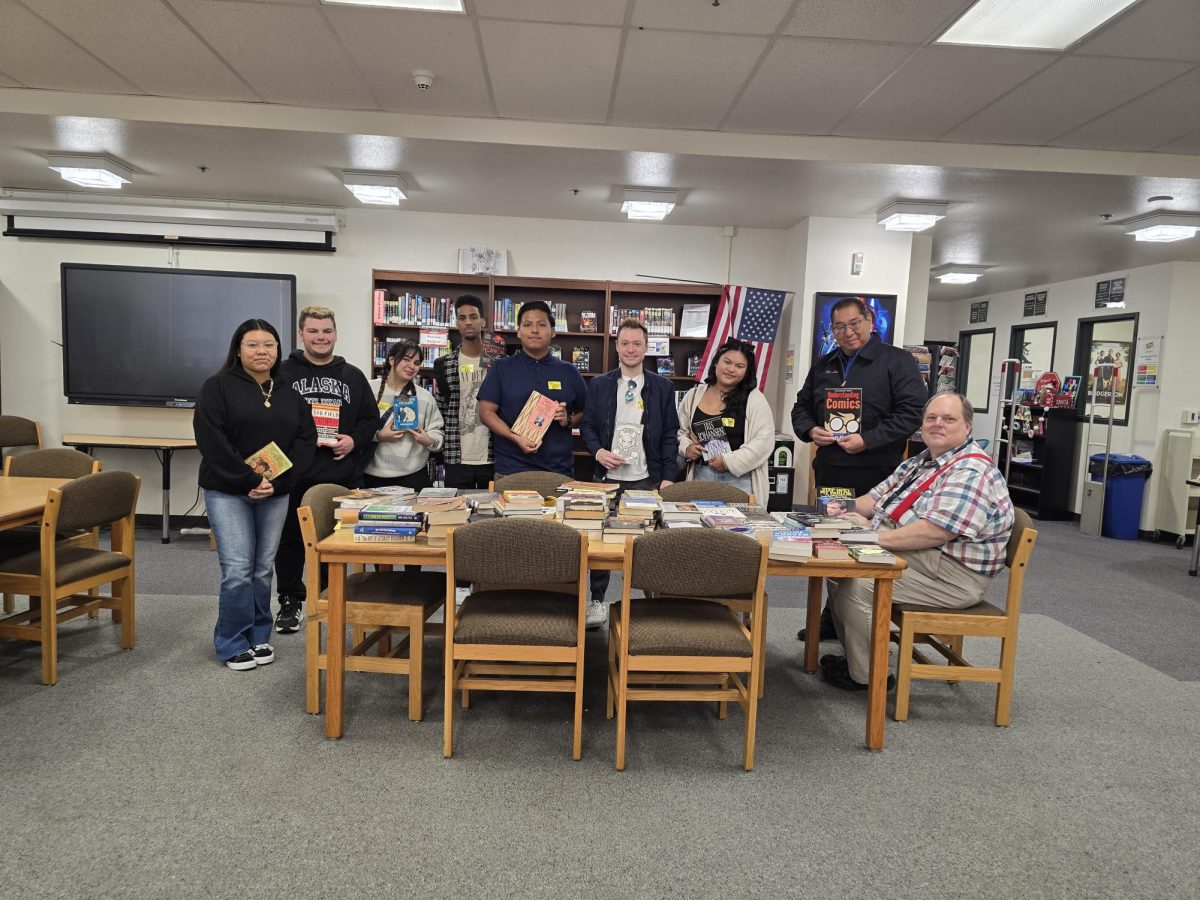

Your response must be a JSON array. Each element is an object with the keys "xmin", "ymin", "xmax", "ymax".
[
  {"xmin": 1095, "ymin": 277, "xmax": 1126, "ymax": 309},
  {"xmin": 969, "ymin": 300, "xmax": 988, "ymax": 324},
  {"xmin": 1023, "ymin": 291, "xmax": 1047, "ymax": 317}
]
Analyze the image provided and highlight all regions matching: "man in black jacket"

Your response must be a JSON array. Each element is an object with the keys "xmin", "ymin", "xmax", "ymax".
[
  {"xmin": 790, "ymin": 297, "xmax": 926, "ymax": 640},
  {"xmin": 272, "ymin": 306, "xmax": 379, "ymax": 634},
  {"xmin": 580, "ymin": 317, "xmax": 679, "ymax": 626}
]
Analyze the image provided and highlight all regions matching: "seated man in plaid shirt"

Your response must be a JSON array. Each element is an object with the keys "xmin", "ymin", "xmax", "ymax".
[{"xmin": 821, "ymin": 392, "xmax": 1014, "ymax": 691}]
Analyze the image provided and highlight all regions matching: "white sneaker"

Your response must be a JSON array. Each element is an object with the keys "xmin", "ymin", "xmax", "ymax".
[
  {"xmin": 455, "ymin": 586, "xmax": 471, "ymax": 607},
  {"xmin": 585, "ymin": 598, "xmax": 607, "ymax": 628}
]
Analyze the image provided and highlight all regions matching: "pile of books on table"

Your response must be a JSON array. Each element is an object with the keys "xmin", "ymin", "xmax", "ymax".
[
  {"xmin": 769, "ymin": 528, "xmax": 813, "ymax": 561},
  {"xmin": 352, "ymin": 502, "xmax": 423, "ymax": 543},
  {"xmin": 414, "ymin": 488, "xmax": 469, "ymax": 546},
  {"xmin": 603, "ymin": 515, "xmax": 647, "ymax": 544},
  {"xmin": 332, "ymin": 486, "xmax": 416, "ymax": 522},
  {"xmin": 660, "ymin": 501, "xmax": 704, "ymax": 527},
  {"xmin": 848, "ymin": 545, "xmax": 896, "ymax": 565},
  {"xmin": 559, "ymin": 489, "xmax": 609, "ymax": 534},
  {"xmin": 460, "ymin": 489, "xmax": 499, "ymax": 518},
  {"xmin": 496, "ymin": 489, "xmax": 550, "ymax": 517},
  {"xmin": 617, "ymin": 490, "xmax": 661, "ymax": 523}
]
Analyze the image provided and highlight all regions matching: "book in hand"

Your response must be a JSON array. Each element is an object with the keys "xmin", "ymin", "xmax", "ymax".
[
  {"xmin": 824, "ymin": 387, "xmax": 863, "ymax": 440},
  {"xmin": 511, "ymin": 391, "xmax": 560, "ymax": 443},
  {"xmin": 392, "ymin": 394, "xmax": 419, "ymax": 431},
  {"xmin": 849, "ymin": 545, "xmax": 896, "ymax": 565},
  {"xmin": 245, "ymin": 442, "xmax": 292, "ymax": 481},
  {"xmin": 310, "ymin": 402, "xmax": 340, "ymax": 448}
]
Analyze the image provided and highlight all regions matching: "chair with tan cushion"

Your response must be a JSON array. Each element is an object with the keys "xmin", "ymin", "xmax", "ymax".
[
  {"xmin": 0, "ymin": 470, "xmax": 140, "ymax": 685},
  {"xmin": 493, "ymin": 471, "xmax": 570, "ymax": 499},
  {"xmin": 607, "ymin": 528, "xmax": 769, "ymax": 770},
  {"xmin": 0, "ymin": 416, "xmax": 41, "ymax": 455},
  {"xmin": 297, "ymin": 483, "xmax": 445, "ymax": 723},
  {"xmin": 659, "ymin": 481, "xmax": 750, "ymax": 504},
  {"xmin": 891, "ymin": 508, "xmax": 1038, "ymax": 727},
  {"xmin": 444, "ymin": 517, "xmax": 588, "ymax": 759}
]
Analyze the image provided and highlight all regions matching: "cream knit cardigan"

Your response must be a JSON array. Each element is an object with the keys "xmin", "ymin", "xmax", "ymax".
[{"xmin": 676, "ymin": 384, "xmax": 774, "ymax": 505}]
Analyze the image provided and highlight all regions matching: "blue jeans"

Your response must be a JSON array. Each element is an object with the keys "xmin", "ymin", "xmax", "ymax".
[
  {"xmin": 205, "ymin": 489, "xmax": 289, "ymax": 662},
  {"xmin": 694, "ymin": 463, "xmax": 753, "ymax": 495}
]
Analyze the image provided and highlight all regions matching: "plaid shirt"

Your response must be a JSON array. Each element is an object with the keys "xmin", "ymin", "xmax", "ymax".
[
  {"xmin": 869, "ymin": 439, "xmax": 1013, "ymax": 576},
  {"xmin": 432, "ymin": 346, "xmax": 494, "ymax": 466}
]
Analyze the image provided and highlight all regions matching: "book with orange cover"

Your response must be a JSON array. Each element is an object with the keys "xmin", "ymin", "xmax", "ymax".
[
  {"xmin": 813, "ymin": 540, "xmax": 851, "ymax": 560},
  {"xmin": 244, "ymin": 442, "xmax": 292, "ymax": 481},
  {"xmin": 511, "ymin": 391, "xmax": 559, "ymax": 443}
]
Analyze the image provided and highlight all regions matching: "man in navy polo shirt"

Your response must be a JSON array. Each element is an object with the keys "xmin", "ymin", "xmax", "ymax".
[{"xmin": 478, "ymin": 300, "xmax": 587, "ymax": 478}]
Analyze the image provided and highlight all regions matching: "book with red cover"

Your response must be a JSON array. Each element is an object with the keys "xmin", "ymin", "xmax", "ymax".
[
  {"xmin": 813, "ymin": 540, "xmax": 851, "ymax": 560},
  {"xmin": 511, "ymin": 391, "xmax": 559, "ymax": 442}
]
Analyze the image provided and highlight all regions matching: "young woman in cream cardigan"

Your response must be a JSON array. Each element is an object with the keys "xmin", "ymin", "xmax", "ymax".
[
  {"xmin": 365, "ymin": 340, "xmax": 444, "ymax": 490},
  {"xmin": 676, "ymin": 339, "xmax": 774, "ymax": 503}
]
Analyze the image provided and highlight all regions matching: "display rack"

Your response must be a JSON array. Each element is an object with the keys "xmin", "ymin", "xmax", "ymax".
[{"xmin": 1154, "ymin": 428, "xmax": 1200, "ymax": 547}]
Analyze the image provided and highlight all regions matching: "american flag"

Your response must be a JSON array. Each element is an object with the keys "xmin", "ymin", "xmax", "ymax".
[{"xmin": 694, "ymin": 285, "xmax": 791, "ymax": 385}]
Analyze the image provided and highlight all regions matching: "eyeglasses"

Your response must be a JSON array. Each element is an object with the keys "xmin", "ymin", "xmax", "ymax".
[
  {"xmin": 831, "ymin": 319, "xmax": 867, "ymax": 335},
  {"xmin": 242, "ymin": 341, "xmax": 278, "ymax": 351},
  {"xmin": 624, "ymin": 379, "xmax": 637, "ymax": 402}
]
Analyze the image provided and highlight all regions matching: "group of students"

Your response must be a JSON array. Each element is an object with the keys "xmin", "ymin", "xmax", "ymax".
[{"xmin": 193, "ymin": 294, "xmax": 1013, "ymax": 699}]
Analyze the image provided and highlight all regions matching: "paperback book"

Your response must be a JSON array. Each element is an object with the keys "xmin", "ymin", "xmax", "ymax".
[
  {"xmin": 824, "ymin": 388, "xmax": 863, "ymax": 440},
  {"xmin": 245, "ymin": 442, "xmax": 292, "ymax": 481},
  {"xmin": 310, "ymin": 402, "xmax": 340, "ymax": 447},
  {"xmin": 392, "ymin": 395, "xmax": 419, "ymax": 431},
  {"xmin": 511, "ymin": 391, "xmax": 559, "ymax": 443}
]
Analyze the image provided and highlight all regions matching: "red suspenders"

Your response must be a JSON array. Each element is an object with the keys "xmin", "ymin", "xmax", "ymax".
[{"xmin": 886, "ymin": 453, "xmax": 993, "ymax": 523}]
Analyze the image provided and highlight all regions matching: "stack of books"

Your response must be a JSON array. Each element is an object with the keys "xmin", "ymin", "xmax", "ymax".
[
  {"xmin": 838, "ymin": 528, "xmax": 880, "ymax": 545},
  {"xmin": 617, "ymin": 490, "xmax": 661, "ymax": 522},
  {"xmin": 812, "ymin": 540, "xmax": 852, "ymax": 561},
  {"xmin": 352, "ymin": 503, "xmax": 423, "ymax": 543},
  {"xmin": 700, "ymin": 506, "xmax": 745, "ymax": 529},
  {"xmin": 849, "ymin": 545, "xmax": 896, "ymax": 565},
  {"xmin": 332, "ymin": 486, "xmax": 416, "ymax": 522},
  {"xmin": 660, "ymin": 501, "xmax": 703, "ymax": 525},
  {"xmin": 562, "ymin": 494, "xmax": 607, "ymax": 533},
  {"xmin": 769, "ymin": 528, "xmax": 814, "ymax": 562},
  {"xmin": 496, "ymin": 490, "xmax": 548, "ymax": 516},
  {"xmin": 460, "ymin": 490, "xmax": 499, "ymax": 518},
  {"xmin": 414, "ymin": 492, "xmax": 469, "ymax": 546},
  {"xmin": 603, "ymin": 515, "xmax": 647, "ymax": 544}
]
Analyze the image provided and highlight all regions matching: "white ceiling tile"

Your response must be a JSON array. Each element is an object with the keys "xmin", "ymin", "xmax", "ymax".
[
  {"xmin": 1153, "ymin": 129, "xmax": 1200, "ymax": 154},
  {"xmin": 611, "ymin": 30, "xmax": 768, "ymax": 129},
  {"xmin": 630, "ymin": 0, "xmax": 793, "ymax": 36},
  {"xmin": 783, "ymin": 0, "xmax": 973, "ymax": 44},
  {"xmin": 723, "ymin": 38, "xmax": 912, "ymax": 134},
  {"xmin": 20, "ymin": 0, "xmax": 260, "ymax": 101},
  {"xmin": 324, "ymin": 7, "xmax": 492, "ymax": 115},
  {"xmin": 0, "ymin": 70, "xmax": 22, "ymax": 87},
  {"xmin": 168, "ymin": 0, "xmax": 379, "ymax": 108},
  {"xmin": 473, "ymin": 0, "xmax": 628, "ymax": 27},
  {"xmin": 833, "ymin": 46, "xmax": 1055, "ymax": 140},
  {"xmin": 1050, "ymin": 68, "xmax": 1200, "ymax": 151},
  {"xmin": 1074, "ymin": 0, "xmax": 1200, "ymax": 62},
  {"xmin": 943, "ymin": 57, "xmax": 1193, "ymax": 145},
  {"xmin": 479, "ymin": 20, "xmax": 621, "ymax": 123},
  {"xmin": 0, "ymin": 0, "xmax": 138, "ymax": 94}
]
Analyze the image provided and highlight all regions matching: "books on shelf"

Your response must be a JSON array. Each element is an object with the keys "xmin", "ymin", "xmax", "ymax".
[
  {"xmin": 656, "ymin": 356, "xmax": 676, "ymax": 376},
  {"xmin": 392, "ymin": 395, "xmax": 419, "ymax": 430},
  {"xmin": 310, "ymin": 402, "xmax": 339, "ymax": 448},
  {"xmin": 511, "ymin": 391, "xmax": 560, "ymax": 442},
  {"xmin": 686, "ymin": 352, "xmax": 702, "ymax": 377},
  {"xmin": 609, "ymin": 307, "xmax": 676, "ymax": 336},
  {"xmin": 373, "ymin": 289, "xmax": 457, "ymax": 327},
  {"xmin": 571, "ymin": 346, "xmax": 590, "ymax": 373},
  {"xmin": 579, "ymin": 310, "xmax": 598, "ymax": 332},
  {"xmin": 480, "ymin": 332, "xmax": 507, "ymax": 368},
  {"xmin": 245, "ymin": 442, "xmax": 291, "ymax": 481}
]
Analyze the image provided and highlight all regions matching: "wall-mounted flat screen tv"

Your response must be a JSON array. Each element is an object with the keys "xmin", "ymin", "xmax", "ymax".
[{"xmin": 61, "ymin": 263, "xmax": 297, "ymax": 408}]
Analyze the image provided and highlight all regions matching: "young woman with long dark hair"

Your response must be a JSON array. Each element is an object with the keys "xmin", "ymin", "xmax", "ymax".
[
  {"xmin": 676, "ymin": 339, "xmax": 774, "ymax": 502},
  {"xmin": 365, "ymin": 340, "xmax": 444, "ymax": 490},
  {"xmin": 193, "ymin": 319, "xmax": 315, "ymax": 671}
]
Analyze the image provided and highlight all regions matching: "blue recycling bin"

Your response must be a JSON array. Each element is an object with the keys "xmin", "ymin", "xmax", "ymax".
[{"xmin": 1087, "ymin": 453, "xmax": 1152, "ymax": 540}]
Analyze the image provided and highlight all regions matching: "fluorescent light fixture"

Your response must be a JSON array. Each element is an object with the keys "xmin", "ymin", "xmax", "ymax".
[
  {"xmin": 321, "ymin": 0, "xmax": 464, "ymax": 11},
  {"xmin": 931, "ymin": 263, "xmax": 990, "ymax": 284},
  {"xmin": 937, "ymin": 0, "xmax": 1139, "ymax": 50},
  {"xmin": 46, "ymin": 154, "xmax": 132, "ymax": 190},
  {"xmin": 342, "ymin": 171, "xmax": 405, "ymax": 206},
  {"xmin": 621, "ymin": 189, "xmax": 677, "ymax": 221},
  {"xmin": 876, "ymin": 200, "xmax": 947, "ymax": 232},
  {"xmin": 1121, "ymin": 212, "xmax": 1200, "ymax": 243}
]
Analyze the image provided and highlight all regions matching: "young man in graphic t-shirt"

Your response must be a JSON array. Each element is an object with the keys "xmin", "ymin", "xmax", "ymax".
[{"xmin": 433, "ymin": 295, "xmax": 495, "ymax": 490}]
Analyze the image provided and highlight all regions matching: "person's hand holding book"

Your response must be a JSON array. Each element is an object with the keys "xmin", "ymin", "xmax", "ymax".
[
  {"xmin": 248, "ymin": 477, "xmax": 274, "ymax": 499},
  {"xmin": 596, "ymin": 449, "xmax": 626, "ymax": 470}
]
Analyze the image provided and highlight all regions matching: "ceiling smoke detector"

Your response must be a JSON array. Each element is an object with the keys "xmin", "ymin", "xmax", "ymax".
[{"xmin": 413, "ymin": 70, "xmax": 435, "ymax": 90}]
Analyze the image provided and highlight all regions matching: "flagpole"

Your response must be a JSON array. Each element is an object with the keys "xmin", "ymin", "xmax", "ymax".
[{"xmin": 633, "ymin": 274, "xmax": 723, "ymax": 286}]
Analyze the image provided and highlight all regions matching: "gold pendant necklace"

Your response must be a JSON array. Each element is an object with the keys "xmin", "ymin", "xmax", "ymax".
[{"xmin": 259, "ymin": 379, "xmax": 274, "ymax": 408}]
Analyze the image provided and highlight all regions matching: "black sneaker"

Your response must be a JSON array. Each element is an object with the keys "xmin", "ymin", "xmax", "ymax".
[
  {"xmin": 275, "ymin": 597, "xmax": 304, "ymax": 634},
  {"xmin": 251, "ymin": 643, "xmax": 275, "ymax": 666},
  {"xmin": 225, "ymin": 650, "xmax": 257, "ymax": 671}
]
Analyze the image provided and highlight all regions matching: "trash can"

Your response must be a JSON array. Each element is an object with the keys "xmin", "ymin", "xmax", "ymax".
[{"xmin": 1087, "ymin": 453, "xmax": 1152, "ymax": 540}]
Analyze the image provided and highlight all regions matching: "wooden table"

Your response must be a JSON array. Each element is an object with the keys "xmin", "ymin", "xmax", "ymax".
[
  {"xmin": 315, "ymin": 529, "xmax": 906, "ymax": 751},
  {"xmin": 62, "ymin": 434, "xmax": 197, "ymax": 544},
  {"xmin": 0, "ymin": 476, "xmax": 71, "ymax": 530}
]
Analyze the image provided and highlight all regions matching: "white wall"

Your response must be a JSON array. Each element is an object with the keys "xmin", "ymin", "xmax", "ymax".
[
  {"xmin": 933, "ymin": 261, "xmax": 1198, "ymax": 529},
  {"xmin": 0, "ymin": 208, "xmax": 786, "ymax": 516}
]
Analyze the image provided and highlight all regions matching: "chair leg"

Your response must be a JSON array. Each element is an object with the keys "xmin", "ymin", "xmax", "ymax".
[
  {"xmin": 606, "ymin": 619, "xmax": 617, "ymax": 720},
  {"xmin": 995, "ymin": 634, "xmax": 1018, "ymax": 727},
  {"xmin": 88, "ymin": 586, "xmax": 100, "ymax": 619},
  {"xmin": 3, "ymin": 593, "xmax": 16, "ymax": 613},
  {"xmin": 893, "ymin": 618, "xmax": 916, "ymax": 721},
  {"xmin": 756, "ymin": 605, "xmax": 767, "ymax": 700},
  {"xmin": 615, "ymin": 656, "xmax": 630, "ymax": 771},
  {"xmin": 443, "ymin": 652, "xmax": 455, "ymax": 758},
  {"xmin": 119, "ymin": 576, "xmax": 135, "ymax": 649},
  {"xmin": 744, "ymin": 665, "xmax": 762, "ymax": 772},
  {"xmin": 379, "ymin": 627, "xmax": 392, "ymax": 657},
  {"xmin": 40, "ymin": 594, "xmax": 57, "ymax": 686},
  {"xmin": 572, "ymin": 661, "xmax": 584, "ymax": 761},
  {"xmin": 948, "ymin": 635, "xmax": 964, "ymax": 657},
  {"xmin": 408, "ymin": 620, "xmax": 424, "ymax": 722},
  {"xmin": 305, "ymin": 613, "xmax": 321, "ymax": 715}
]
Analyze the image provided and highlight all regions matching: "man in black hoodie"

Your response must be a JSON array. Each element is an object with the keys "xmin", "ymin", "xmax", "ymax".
[{"xmin": 272, "ymin": 305, "xmax": 379, "ymax": 633}]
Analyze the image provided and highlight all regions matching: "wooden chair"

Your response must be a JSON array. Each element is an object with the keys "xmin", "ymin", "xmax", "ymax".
[
  {"xmin": 0, "ymin": 415, "xmax": 41, "ymax": 456},
  {"xmin": 2, "ymin": 449, "xmax": 103, "ymax": 613},
  {"xmin": 607, "ymin": 528, "xmax": 769, "ymax": 770},
  {"xmin": 297, "ymin": 483, "xmax": 445, "ymax": 722},
  {"xmin": 444, "ymin": 517, "xmax": 588, "ymax": 759},
  {"xmin": 660, "ymin": 481, "xmax": 749, "ymax": 504},
  {"xmin": 891, "ymin": 508, "xmax": 1038, "ymax": 727},
  {"xmin": 0, "ymin": 471, "xmax": 139, "ymax": 685},
  {"xmin": 492, "ymin": 471, "xmax": 569, "ymax": 498}
]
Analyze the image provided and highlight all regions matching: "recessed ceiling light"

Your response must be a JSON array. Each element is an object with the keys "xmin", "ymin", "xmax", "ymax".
[
  {"xmin": 321, "ymin": 0, "xmax": 465, "ymax": 11},
  {"xmin": 621, "ymin": 189, "xmax": 677, "ymax": 221},
  {"xmin": 46, "ymin": 153, "xmax": 132, "ymax": 190},
  {"xmin": 931, "ymin": 263, "xmax": 990, "ymax": 284},
  {"xmin": 937, "ymin": 0, "xmax": 1139, "ymax": 50},
  {"xmin": 342, "ymin": 171, "xmax": 406, "ymax": 206},
  {"xmin": 876, "ymin": 200, "xmax": 947, "ymax": 232},
  {"xmin": 1121, "ymin": 212, "xmax": 1200, "ymax": 243}
]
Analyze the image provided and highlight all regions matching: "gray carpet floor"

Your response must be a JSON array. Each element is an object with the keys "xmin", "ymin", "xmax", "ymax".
[{"xmin": 2, "ymin": 523, "xmax": 1199, "ymax": 898}]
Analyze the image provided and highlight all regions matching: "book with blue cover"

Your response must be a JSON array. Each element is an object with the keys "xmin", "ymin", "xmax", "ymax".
[{"xmin": 391, "ymin": 394, "xmax": 419, "ymax": 431}]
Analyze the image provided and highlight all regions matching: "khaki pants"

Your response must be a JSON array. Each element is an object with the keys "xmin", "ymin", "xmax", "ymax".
[{"xmin": 828, "ymin": 538, "xmax": 991, "ymax": 683}]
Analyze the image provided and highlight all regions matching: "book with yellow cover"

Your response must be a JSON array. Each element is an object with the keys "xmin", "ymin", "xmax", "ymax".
[
  {"xmin": 245, "ymin": 442, "xmax": 292, "ymax": 481},
  {"xmin": 511, "ymin": 391, "xmax": 559, "ymax": 443}
]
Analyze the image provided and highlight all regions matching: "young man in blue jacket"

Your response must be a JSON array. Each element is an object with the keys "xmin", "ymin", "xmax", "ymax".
[{"xmin": 580, "ymin": 317, "xmax": 679, "ymax": 626}]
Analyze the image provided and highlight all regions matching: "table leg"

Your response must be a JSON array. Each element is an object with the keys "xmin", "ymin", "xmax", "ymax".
[
  {"xmin": 866, "ymin": 577, "xmax": 894, "ymax": 751},
  {"xmin": 325, "ymin": 561, "xmax": 345, "ymax": 739},
  {"xmin": 161, "ymin": 449, "xmax": 173, "ymax": 544},
  {"xmin": 803, "ymin": 577, "xmax": 823, "ymax": 673}
]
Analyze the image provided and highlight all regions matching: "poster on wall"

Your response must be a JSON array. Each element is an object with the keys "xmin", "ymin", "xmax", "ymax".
[
  {"xmin": 969, "ymin": 300, "xmax": 988, "ymax": 324},
  {"xmin": 1134, "ymin": 336, "xmax": 1162, "ymax": 387},
  {"xmin": 1087, "ymin": 340, "xmax": 1133, "ymax": 406},
  {"xmin": 811, "ymin": 293, "xmax": 897, "ymax": 362}
]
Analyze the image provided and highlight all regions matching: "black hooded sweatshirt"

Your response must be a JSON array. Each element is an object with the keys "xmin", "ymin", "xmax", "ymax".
[{"xmin": 277, "ymin": 349, "xmax": 379, "ymax": 486}]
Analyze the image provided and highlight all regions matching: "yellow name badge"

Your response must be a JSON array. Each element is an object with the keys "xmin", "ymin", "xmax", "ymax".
[
  {"xmin": 461, "ymin": 364, "xmax": 475, "ymax": 374},
  {"xmin": 637, "ymin": 399, "xmax": 645, "ymax": 410},
  {"xmin": 722, "ymin": 417, "xmax": 736, "ymax": 427},
  {"xmin": 547, "ymin": 381, "xmax": 562, "ymax": 390},
  {"xmin": 378, "ymin": 401, "xmax": 390, "ymax": 413}
]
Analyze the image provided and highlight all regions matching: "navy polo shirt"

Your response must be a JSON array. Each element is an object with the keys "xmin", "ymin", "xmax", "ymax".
[{"xmin": 477, "ymin": 351, "xmax": 587, "ymax": 476}]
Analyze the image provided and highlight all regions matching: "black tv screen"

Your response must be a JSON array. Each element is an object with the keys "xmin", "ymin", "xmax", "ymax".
[{"xmin": 61, "ymin": 264, "xmax": 297, "ymax": 408}]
